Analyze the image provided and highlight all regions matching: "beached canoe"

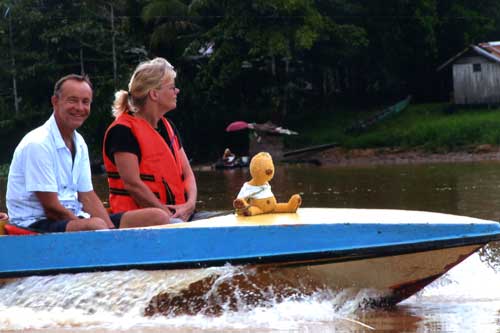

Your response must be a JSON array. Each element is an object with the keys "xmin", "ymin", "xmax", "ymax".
[{"xmin": 1, "ymin": 208, "xmax": 499, "ymax": 305}]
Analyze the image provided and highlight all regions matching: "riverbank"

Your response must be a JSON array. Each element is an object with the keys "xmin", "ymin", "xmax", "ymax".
[
  {"xmin": 300, "ymin": 144, "xmax": 500, "ymax": 166},
  {"xmin": 286, "ymin": 103, "xmax": 500, "ymax": 166},
  {"xmin": 192, "ymin": 144, "xmax": 500, "ymax": 171}
]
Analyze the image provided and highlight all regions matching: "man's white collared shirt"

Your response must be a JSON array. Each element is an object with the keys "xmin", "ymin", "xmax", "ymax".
[{"xmin": 6, "ymin": 114, "xmax": 92, "ymax": 227}]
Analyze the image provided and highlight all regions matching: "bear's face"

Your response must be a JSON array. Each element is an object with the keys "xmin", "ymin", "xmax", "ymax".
[{"xmin": 249, "ymin": 152, "xmax": 275, "ymax": 185}]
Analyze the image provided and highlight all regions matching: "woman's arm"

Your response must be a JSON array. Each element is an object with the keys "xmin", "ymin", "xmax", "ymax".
[{"xmin": 167, "ymin": 148, "xmax": 197, "ymax": 221}]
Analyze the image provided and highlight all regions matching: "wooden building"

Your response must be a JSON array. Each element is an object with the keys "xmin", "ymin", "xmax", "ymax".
[{"xmin": 437, "ymin": 41, "xmax": 500, "ymax": 105}]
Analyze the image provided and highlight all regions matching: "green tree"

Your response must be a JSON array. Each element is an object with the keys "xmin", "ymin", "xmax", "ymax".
[
  {"xmin": 185, "ymin": 0, "xmax": 367, "ymax": 118},
  {"xmin": 0, "ymin": 0, "xmax": 147, "ymax": 162},
  {"xmin": 352, "ymin": 0, "xmax": 439, "ymax": 101},
  {"xmin": 437, "ymin": 1, "xmax": 500, "ymax": 59},
  {"xmin": 141, "ymin": 0, "xmax": 199, "ymax": 60},
  {"xmin": 137, "ymin": 0, "xmax": 368, "ymax": 160}
]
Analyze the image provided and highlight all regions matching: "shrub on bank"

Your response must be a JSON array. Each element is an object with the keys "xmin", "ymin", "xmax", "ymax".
[{"xmin": 288, "ymin": 103, "xmax": 500, "ymax": 152}]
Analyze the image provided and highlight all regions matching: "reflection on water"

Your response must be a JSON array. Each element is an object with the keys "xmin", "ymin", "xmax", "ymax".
[
  {"xmin": 1, "ymin": 161, "xmax": 500, "ymax": 332},
  {"xmin": 5, "ymin": 161, "xmax": 500, "ymax": 221},
  {"xmin": 192, "ymin": 162, "xmax": 500, "ymax": 221}
]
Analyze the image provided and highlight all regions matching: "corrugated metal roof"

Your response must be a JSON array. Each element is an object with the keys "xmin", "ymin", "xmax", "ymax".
[
  {"xmin": 472, "ymin": 45, "xmax": 500, "ymax": 63},
  {"xmin": 478, "ymin": 41, "xmax": 500, "ymax": 58}
]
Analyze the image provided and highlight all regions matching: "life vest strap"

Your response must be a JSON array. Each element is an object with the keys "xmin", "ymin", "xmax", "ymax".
[
  {"xmin": 109, "ymin": 187, "xmax": 160, "ymax": 199},
  {"xmin": 107, "ymin": 172, "xmax": 155, "ymax": 182}
]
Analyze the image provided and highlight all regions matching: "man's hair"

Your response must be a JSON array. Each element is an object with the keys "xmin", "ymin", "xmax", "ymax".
[{"xmin": 53, "ymin": 74, "xmax": 93, "ymax": 97}]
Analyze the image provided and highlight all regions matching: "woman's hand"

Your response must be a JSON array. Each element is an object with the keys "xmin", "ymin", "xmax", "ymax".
[{"xmin": 166, "ymin": 201, "xmax": 196, "ymax": 221}]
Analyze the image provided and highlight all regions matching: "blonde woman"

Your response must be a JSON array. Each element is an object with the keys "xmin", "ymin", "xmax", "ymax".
[{"xmin": 103, "ymin": 58, "xmax": 197, "ymax": 222}]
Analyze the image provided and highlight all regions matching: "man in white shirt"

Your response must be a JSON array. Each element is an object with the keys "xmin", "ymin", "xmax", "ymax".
[{"xmin": 6, "ymin": 74, "xmax": 170, "ymax": 232}]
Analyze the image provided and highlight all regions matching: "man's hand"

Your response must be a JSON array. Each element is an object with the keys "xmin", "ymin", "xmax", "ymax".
[
  {"xmin": 35, "ymin": 191, "xmax": 79, "ymax": 221},
  {"xmin": 78, "ymin": 191, "xmax": 115, "ymax": 228}
]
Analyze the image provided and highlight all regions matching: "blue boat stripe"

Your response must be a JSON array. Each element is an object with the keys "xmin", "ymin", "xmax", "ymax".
[{"xmin": 0, "ymin": 223, "xmax": 499, "ymax": 278}]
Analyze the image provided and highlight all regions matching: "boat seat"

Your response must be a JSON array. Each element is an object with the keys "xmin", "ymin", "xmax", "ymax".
[{"xmin": 4, "ymin": 224, "xmax": 39, "ymax": 236}]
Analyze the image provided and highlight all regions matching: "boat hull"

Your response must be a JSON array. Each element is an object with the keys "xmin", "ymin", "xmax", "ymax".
[
  {"xmin": 1, "ymin": 208, "xmax": 499, "ymax": 304},
  {"xmin": 145, "ymin": 243, "xmax": 483, "ymax": 315},
  {"xmin": 274, "ymin": 243, "xmax": 481, "ymax": 304}
]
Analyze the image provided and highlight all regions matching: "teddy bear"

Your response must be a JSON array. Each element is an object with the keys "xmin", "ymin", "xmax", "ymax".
[{"xmin": 233, "ymin": 152, "xmax": 302, "ymax": 216}]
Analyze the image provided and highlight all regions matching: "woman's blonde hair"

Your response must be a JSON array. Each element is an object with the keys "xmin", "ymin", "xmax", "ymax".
[{"xmin": 112, "ymin": 57, "xmax": 176, "ymax": 117}]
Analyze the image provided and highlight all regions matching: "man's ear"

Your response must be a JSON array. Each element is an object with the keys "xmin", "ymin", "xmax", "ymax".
[{"xmin": 51, "ymin": 95, "xmax": 58, "ymax": 109}]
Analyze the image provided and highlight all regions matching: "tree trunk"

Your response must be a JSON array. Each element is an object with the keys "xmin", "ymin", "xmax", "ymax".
[
  {"xmin": 110, "ymin": 4, "xmax": 117, "ymax": 89},
  {"xmin": 80, "ymin": 46, "xmax": 85, "ymax": 74},
  {"xmin": 8, "ymin": 9, "xmax": 19, "ymax": 116}
]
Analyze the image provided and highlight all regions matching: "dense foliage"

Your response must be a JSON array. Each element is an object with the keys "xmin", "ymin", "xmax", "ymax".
[{"xmin": 0, "ymin": 0, "xmax": 499, "ymax": 162}]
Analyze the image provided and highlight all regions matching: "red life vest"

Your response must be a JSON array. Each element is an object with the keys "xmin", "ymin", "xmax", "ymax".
[{"xmin": 103, "ymin": 113, "xmax": 186, "ymax": 213}]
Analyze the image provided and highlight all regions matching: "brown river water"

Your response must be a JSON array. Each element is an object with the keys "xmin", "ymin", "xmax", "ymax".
[{"xmin": 0, "ymin": 161, "xmax": 499, "ymax": 332}]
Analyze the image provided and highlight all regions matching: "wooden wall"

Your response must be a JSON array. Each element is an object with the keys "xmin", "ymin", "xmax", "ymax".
[{"xmin": 453, "ymin": 61, "xmax": 500, "ymax": 105}]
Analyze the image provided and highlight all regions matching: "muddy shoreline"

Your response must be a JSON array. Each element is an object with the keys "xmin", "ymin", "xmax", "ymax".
[
  {"xmin": 194, "ymin": 144, "xmax": 500, "ymax": 170},
  {"xmin": 293, "ymin": 144, "xmax": 500, "ymax": 167}
]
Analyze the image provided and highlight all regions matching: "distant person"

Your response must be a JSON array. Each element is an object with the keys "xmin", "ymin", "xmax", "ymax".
[
  {"xmin": 6, "ymin": 74, "xmax": 170, "ymax": 232},
  {"xmin": 222, "ymin": 148, "xmax": 236, "ymax": 166},
  {"xmin": 103, "ymin": 58, "xmax": 197, "ymax": 222}
]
